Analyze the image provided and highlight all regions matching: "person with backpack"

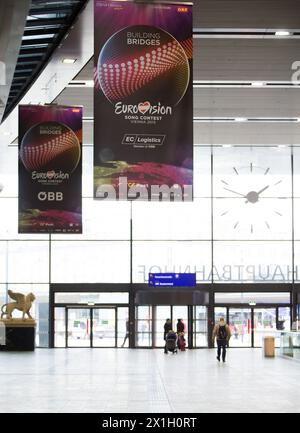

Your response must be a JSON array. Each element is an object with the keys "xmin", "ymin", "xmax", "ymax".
[
  {"xmin": 212, "ymin": 317, "xmax": 231, "ymax": 362},
  {"xmin": 164, "ymin": 319, "xmax": 172, "ymax": 354}
]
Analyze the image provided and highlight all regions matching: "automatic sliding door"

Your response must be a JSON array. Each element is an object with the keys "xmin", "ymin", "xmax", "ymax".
[
  {"xmin": 229, "ymin": 308, "xmax": 252, "ymax": 347},
  {"xmin": 253, "ymin": 308, "xmax": 277, "ymax": 348},
  {"xmin": 67, "ymin": 308, "xmax": 91, "ymax": 347},
  {"xmin": 92, "ymin": 308, "xmax": 116, "ymax": 347},
  {"xmin": 154, "ymin": 306, "xmax": 171, "ymax": 347}
]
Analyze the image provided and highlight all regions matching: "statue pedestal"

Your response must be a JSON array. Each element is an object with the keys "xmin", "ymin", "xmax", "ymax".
[{"xmin": 0, "ymin": 319, "xmax": 36, "ymax": 351}]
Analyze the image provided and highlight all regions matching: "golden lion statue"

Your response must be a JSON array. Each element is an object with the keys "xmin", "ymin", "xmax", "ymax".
[{"xmin": 1, "ymin": 290, "xmax": 36, "ymax": 320}]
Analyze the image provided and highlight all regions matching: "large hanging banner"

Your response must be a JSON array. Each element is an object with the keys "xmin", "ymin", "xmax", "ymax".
[
  {"xmin": 19, "ymin": 104, "xmax": 82, "ymax": 233},
  {"xmin": 94, "ymin": 0, "xmax": 193, "ymax": 200}
]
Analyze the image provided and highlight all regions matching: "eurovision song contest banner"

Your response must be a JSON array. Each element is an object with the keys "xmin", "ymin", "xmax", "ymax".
[
  {"xmin": 94, "ymin": 0, "xmax": 193, "ymax": 200},
  {"xmin": 18, "ymin": 104, "xmax": 82, "ymax": 233}
]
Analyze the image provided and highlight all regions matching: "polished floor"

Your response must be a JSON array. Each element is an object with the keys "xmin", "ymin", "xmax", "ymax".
[{"xmin": 0, "ymin": 348, "xmax": 299, "ymax": 413}]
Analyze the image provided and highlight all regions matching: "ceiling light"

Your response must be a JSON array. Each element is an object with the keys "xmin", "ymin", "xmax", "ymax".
[
  {"xmin": 62, "ymin": 58, "xmax": 77, "ymax": 64},
  {"xmin": 275, "ymin": 31, "xmax": 291, "ymax": 36},
  {"xmin": 68, "ymin": 80, "xmax": 94, "ymax": 87},
  {"xmin": 251, "ymin": 81, "xmax": 265, "ymax": 87},
  {"xmin": 235, "ymin": 117, "xmax": 247, "ymax": 122},
  {"xmin": 278, "ymin": 145, "xmax": 287, "ymax": 148},
  {"xmin": 222, "ymin": 144, "xmax": 232, "ymax": 148}
]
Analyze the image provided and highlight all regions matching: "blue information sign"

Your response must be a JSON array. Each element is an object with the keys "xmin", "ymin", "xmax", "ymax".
[{"xmin": 148, "ymin": 273, "xmax": 196, "ymax": 287}]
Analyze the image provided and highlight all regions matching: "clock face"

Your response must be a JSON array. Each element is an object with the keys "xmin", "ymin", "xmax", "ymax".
[{"xmin": 214, "ymin": 161, "xmax": 292, "ymax": 239}]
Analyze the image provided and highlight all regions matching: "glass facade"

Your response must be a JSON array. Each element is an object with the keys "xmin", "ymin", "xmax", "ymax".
[{"xmin": 1, "ymin": 144, "xmax": 300, "ymax": 347}]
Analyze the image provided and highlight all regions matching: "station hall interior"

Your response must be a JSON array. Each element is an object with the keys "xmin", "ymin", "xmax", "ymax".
[{"xmin": 0, "ymin": 0, "xmax": 300, "ymax": 414}]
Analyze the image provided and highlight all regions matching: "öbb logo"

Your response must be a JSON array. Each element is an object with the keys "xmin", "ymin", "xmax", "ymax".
[{"xmin": 38, "ymin": 192, "xmax": 63, "ymax": 201}]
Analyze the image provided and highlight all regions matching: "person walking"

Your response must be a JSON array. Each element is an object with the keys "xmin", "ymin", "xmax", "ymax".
[
  {"xmin": 121, "ymin": 318, "xmax": 129, "ymax": 347},
  {"xmin": 176, "ymin": 319, "xmax": 185, "ymax": 349},
  {"xmin": 212, "ymin": 317, "xmax": 231, "ymax": 362},
  {"xmin": 176, "ymin": 319, "xmax": 184, "ymax": 334},
  {"xmin": 164, "ymin": 319, "xmax": 172, "ymax": 354}
]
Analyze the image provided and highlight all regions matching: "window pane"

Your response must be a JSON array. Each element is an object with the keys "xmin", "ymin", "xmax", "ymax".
[
  {"xmin": 213, "ymin": 241, "xmax": 292, "ymax": 283},
  {"xmin": 213, "ymin": 197, "xmax": 292, "ymax": 240},
  {"xmin": 0, "ymin": 241, "xmax": 49, "ymax": 283},
  {"xmin": 51, "ymin": 241, "xmax": 130, "ymax": 283},
  {"xmin": 215, "ymin": 292, "xmax": 290, "ymax": 304},
  {"xmin": 52, "ymin": 199, "xmax": 130, "ymax": 241},
  {"xmin": 133, "ymin": 241, "xmax": 212, "ymax": 283},
  {"xmin": 55, "ymin": 292, "xmax": 128, "ymax": 304},
  {"xmin": 0, "ymin": 147, "xmax": 18, "ymax": 198},
  {"xmin": 194, "ymin": 146, "xmax": 211, "ymax": 198},
  {"xmin": 290, "ymin": 242, "xmax": 300, "ymax": 282},
  {"xmin": 293, "ymin": 199, "xmax": 300, "ymax": 240},
  {"xmin": 213, "ymin": 146, "xmax": 292, "ymax": 198},
  {"xmin": 292, "ymin": 147, "xmax": 300, "ymax": 197},
  {"xmin": 132, "ymin": 199, "xmax": 211, "ymax": 240},
  {"xmin": 0, "ymin": 199, "xmax": 48, "ymax": 240}
]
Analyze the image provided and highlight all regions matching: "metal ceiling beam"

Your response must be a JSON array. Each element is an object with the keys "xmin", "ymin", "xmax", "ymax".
[
  {"xmin": 19, "ymin": 47, "xmax": 46, "ymax": 55},
  {"xmin": 25, "ymin": 18, "xmax": 66, "ymax": 27},
  {"xmin": 21, "ymin": 38, "xmax": 54, "ymax": 46},
  {"xmin": 17, "ymin": 56, "xmax": 43, "ymax": 63},
  {"xmin": 3, "ymin": 0, "xmax": 89, "ymax": 120},
  {"xmin": 0, "ymin": 0, "xmax": 31, "ymax": 123},
  {"xmin": 29, "ymin": 6, "xmax": 74, "ymax": 15},
  {"xmin": 23, "ymin": 28, "xmax": 59, "ymax": 37}
]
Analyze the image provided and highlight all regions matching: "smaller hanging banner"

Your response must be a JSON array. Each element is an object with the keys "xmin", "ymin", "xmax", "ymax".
[{"xmin": 18, "ymin": 104, "xmax": 82, "ymax": 233}]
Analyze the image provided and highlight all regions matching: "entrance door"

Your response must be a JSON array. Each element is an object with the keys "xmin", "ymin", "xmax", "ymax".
[
  {"xmin": 214, "ymin": 306, "xmax": 291, "ymax": 348},
  {"xmin": 228, "ymin": 308, "xmax": 252, "ymax": 347},
  {"xmin": 153, "ymin": 305, "xmax": 188, "ymax": 348},
  {"xmin": 92, "ymin": 308, "xmax": 116, "ymax": 347},
  {"xmin": 253, "ymin": 308, "xmax": 276, "ymax": 347},
  {"xmin": 67, "ymin": 308, "xmax": 91, "ymax": 347},
  {"xmin": 66, "ymin": 307, "xmax": 117, "ymax": 348}
]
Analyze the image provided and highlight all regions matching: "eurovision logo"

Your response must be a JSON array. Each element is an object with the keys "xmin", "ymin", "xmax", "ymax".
[
  {"xmin": 97, "ymin": 25, "xmax": 190, "ymax": 107},
  {"xmin": 114, "ymin": 101, "xmax": 172, "ymax": 116},
  {"xmin": 20, "ymin": 121, "xmax": 81, "ymax": 184}
]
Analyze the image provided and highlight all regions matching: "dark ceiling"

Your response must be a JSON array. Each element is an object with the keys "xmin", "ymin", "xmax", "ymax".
[{"xmin": 2, "ymin": 0, "xmax": 88, "ymax": 121}]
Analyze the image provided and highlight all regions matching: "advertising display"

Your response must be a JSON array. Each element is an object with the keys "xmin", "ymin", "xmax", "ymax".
[
  {"xmin": 94, "ymin": 0, "xmax": 193, "ymax": 200},
  {"xmin": 18, "ymin": 104, "xmax": 82, "ymax": 233}
]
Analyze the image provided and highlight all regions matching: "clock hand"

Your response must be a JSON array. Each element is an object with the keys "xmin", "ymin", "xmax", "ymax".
[
  {"xmin": 257, "ymin": 185, "xmax": 270, "ymax": 196},
  {"xmin": 223, "ymin": 187, "xmax": 246, "ymax": 197},
  {"xmin": 245, "ymin": 185, "xmax": 270, "ymax": 204}
]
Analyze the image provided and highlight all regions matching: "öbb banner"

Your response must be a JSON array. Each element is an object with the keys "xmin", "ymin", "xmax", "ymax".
[
  {"xmin": 18, "ymin": 105, "xmax": 82, "ymax": 233},
  {"xmin": 94, "ymin": 0, "xmax": 193, "ymax": 201}
]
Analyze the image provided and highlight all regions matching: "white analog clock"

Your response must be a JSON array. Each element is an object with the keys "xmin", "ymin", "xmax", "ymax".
[{"xmin": 214, "ymin": 163, "xmax": 291, "ymax": 238}]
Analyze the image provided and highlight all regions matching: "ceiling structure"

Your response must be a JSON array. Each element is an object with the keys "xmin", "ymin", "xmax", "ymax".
[
  {"xmin": 0, "ymin": 0, "xmax": 30, "ymax": 123},
  {"xmin": 1, "ymin": 0, "xmax": 300, "ymax": 146},
  {"xmin": 1, "ymin": 0, "xmax": 89, "ymax": 121}
]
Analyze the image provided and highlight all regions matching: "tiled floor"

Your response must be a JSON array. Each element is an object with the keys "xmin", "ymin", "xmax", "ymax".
[{"xmin": 0, "ymin": 348, "xmax": 299, "ymax": 413}]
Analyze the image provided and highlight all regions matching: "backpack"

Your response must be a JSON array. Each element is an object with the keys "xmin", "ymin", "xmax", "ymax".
[{"xmin": 217, "ymin": 325, "xmax": 227, "ymax": 340}]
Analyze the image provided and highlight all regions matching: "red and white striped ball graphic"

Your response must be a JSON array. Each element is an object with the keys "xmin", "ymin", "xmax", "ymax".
[
  {"xmin": 20, "ymin": 121, "xmax": 80, "ymax": 173},
  {"xmin": 97, "ymin": 25, "xmax": 190, "ymax": 106}
]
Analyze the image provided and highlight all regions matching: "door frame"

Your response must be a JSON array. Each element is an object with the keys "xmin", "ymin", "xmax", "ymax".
[
  {"xmin": 136, "ymin": 305, "xmax": 208, "ymax": 349},
  {"xmin": 65, "ymin": 306, "xmax": 117, "ymax": 348},
  {"xmin": 213, "ymin": 304, "xmax": 291, "ymax": 348}
]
